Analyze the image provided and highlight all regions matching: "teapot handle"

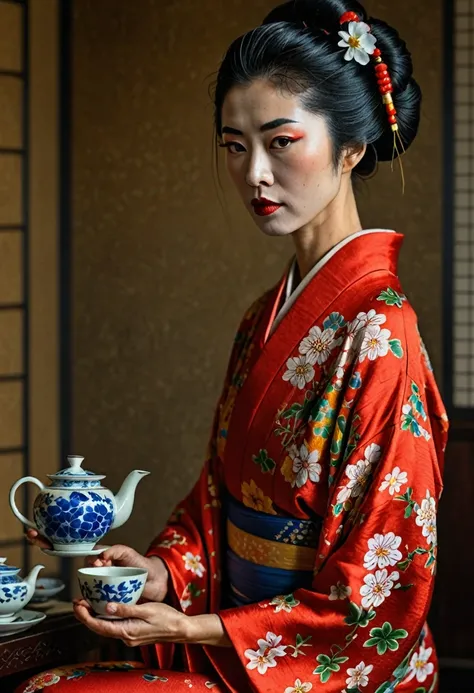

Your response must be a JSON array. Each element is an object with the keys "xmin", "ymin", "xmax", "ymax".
[{"xmin": 9, "ymin": 477, "xmax": 45, "ymax": 530}]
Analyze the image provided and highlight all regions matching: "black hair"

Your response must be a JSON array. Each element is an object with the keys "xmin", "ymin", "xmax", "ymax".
[{"xmin": 213, "ymin": 0, "xmax": 421, "ymax": 178}]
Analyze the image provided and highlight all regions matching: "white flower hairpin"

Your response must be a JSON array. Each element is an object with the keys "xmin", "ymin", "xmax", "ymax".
[{"xmin": 337, "ymin": 20, "xmax": 377, "ymax": 66}]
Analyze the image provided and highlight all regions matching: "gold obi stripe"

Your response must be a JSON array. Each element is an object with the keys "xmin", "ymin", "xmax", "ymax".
[{"xmin": 227, "ymin": 519, "xmax": 316, "ymax": 572}]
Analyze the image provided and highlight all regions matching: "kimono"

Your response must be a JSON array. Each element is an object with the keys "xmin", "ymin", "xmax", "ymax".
[{"xmin": 17, "ymin": 230, "xmax": 448, "ymax": 693}]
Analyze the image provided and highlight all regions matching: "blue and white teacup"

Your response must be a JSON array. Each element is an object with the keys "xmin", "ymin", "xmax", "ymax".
[{"xmin": 77, "ymin": 566, "xmax": 147, "ymax": 619}]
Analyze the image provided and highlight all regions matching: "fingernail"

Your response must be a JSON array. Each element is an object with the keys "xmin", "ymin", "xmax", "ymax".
[{"xmin": 107, "ymin": 603, "xmax": 117, "ymax": 614}]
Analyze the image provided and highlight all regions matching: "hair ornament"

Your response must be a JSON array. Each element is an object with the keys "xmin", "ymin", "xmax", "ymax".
[{"xmin": 338, "ymin": 11, "xmax": 406, "ymax": 192}]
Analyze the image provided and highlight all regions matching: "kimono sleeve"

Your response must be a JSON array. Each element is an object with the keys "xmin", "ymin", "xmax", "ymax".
[{"xmin": 218, "ymin": 300, "xmax": 448, "ymax": 693}]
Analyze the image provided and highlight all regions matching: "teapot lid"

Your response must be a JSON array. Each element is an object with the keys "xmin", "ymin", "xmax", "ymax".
[
  {"xmin": 0, "ymin": 558, "xmax": 20, "ymax": 576},
  {"xmin": 48, "ymin": 455, "xmax": 105, "ymax": 481}
]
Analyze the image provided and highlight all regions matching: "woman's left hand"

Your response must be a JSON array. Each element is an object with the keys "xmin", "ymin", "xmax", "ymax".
[{"xmin": 73, "ymin": 599, "xmax": 189, "ymax": 648}]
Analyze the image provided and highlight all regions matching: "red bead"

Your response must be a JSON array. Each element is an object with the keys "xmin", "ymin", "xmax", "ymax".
[
  {"xmin": 376, "ymin": 73, "xmax": 389, "ymax": 82},
  {"xmin": 380, "ymin": 84, "xmax": 393, "ymax": 94},
  {"xmin": 373, "ymin": 48, "xmax": 382, "ymax": 57},
  {"xmin": 386, "ymin": 105, "xmax": 397, "ymax": 115},
  {"xmin": 339, "ymin": 11, "xmax": 359, "ymax": 24},
  {"xmin": 375, "ymin": 63, "xmax": 389, "ymax": 73},
  {"xmin": 377, "ymin": 76, "xmax": 391, "ymax": 85},
  {"xmin": 388, "ymin": 115, "xmax": 397, "ymax": 125}
]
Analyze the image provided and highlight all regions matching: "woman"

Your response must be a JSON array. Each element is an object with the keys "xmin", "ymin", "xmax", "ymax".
[{"xmin": 20, "ymin": 1, "xmax": 448, "ymax": 691}]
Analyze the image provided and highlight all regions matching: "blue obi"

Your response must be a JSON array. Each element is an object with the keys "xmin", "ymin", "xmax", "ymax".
[{"xmin": 225, "ymin": 494, "xmax": 321, "ymax": 606}]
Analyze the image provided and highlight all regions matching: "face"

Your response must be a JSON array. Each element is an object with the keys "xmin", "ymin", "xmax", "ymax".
[{"xmin": 220, "ymin": 79, "xmax": 354, "ymax": 237}]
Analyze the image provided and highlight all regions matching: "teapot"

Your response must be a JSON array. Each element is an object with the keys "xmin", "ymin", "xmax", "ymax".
[
  {"xmin": 0, "ymin": 557, "xmax": 44, "ymax": 622},
  {"xmin": 9, "ymin": 455, "xmax": 150, "ymax": 554}
]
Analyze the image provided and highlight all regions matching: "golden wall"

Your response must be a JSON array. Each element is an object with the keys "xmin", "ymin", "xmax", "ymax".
[{"xmin": 71, "ymin": 0, "xmax": 443, "ymax": 550}]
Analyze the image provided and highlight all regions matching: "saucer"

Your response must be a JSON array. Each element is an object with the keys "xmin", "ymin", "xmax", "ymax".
[
  {"xmin": 42, "ymin": 545, "xmax": 111, "ymax": 558},
  {"xmin": 0, "ymin": 610, "xmax": 46, "ymax": 637}
]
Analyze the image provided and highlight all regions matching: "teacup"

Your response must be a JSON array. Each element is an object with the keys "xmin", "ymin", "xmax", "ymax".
[
  {"xmin": 32, "ymin": 577, "xmax": 66, "ymax": 603},
  {"xmin": 77, "ymin": 566, "xmax": 147, "ymax": 619}
]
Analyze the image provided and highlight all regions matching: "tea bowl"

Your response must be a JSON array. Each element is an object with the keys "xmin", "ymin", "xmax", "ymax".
[{"xmin": 77, "ymin": 566, "xmax": 147, "ymax": 619}]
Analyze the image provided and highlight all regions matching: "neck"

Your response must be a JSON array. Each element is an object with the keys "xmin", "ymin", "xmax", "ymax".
[{"xmin": 292, "ymin": 178, "xmax": 362, "ymax": 279}]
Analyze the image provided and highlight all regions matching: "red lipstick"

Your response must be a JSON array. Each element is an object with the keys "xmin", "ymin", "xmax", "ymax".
[{"xmin": 251, "ymin": 197, "xmax": 283, "ymax": 217}]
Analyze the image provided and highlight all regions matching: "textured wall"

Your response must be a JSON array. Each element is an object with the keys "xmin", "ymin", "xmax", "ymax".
[{"xmin": 72, "ymin": 0, "xmax": 443, "ymax": 551}]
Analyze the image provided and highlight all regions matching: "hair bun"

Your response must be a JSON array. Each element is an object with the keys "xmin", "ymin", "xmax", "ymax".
[{"xmin": 215, "ymin": 0, "xmax": 421, "ymax": 180}]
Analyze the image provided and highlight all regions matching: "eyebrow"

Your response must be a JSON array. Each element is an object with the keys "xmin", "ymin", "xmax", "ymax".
[{"xmin": 221, "ymin": 118, "xmax": 300, "ymax": 136}]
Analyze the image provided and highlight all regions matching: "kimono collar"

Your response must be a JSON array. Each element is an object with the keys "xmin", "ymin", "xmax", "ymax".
[{"xmin": 270, "ymin": 229, "xmax": 402, "ymax": 338}]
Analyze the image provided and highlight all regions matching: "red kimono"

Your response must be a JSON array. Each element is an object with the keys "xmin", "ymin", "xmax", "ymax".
[{"xmin": 17, "ymin": 231, "xmax": 448, "ymax": 693}]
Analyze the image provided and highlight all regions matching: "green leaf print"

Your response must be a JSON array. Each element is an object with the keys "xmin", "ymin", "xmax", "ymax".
[
  {"xmin": 377, "ymin": 287, "xmax": 406, "ymax": 308},
  {"xmin": 410, "ymin": 385, "xmax": 427, "ymax": 420},
  {"xmin": 323, "ymin": 312, "xmax": 346, "ymax": 331},
  {"xmin": 252, "ymin": 449, "xmax": 276, "ymax": 474},
  {"xmin": 392, "ymin": 652, "xmax": 411, "ymax": 680},
  {"xmin": 374, "ymin": 683, "xmax": 396, "ymax": 693},
  {"xmin": 330, "ymin": 415, "xmax": 347, "ymax": 456},
  {"xmin": 363, "ymin": 622, "xmax": 408, "ymax": 655},
  {"xmin": 287, "ymin": 633, "xmax": 313, "ymax": 658},
  {"xmin": 313, "ymin": 653, "xmax": 349, "ymax": 683},
  {"xmin": 389, "ymin": 339, "xmax": 404, "ymax": 358},
  {"xmin": 282, "ymin": 403, "xmax": 304, "ymax": 419},
  {"xmin": 344, "ymin": 602, "xmax": 376, "ymax": 628}
]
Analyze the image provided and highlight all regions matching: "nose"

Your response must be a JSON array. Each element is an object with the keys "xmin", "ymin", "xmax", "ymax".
[{"xmin": 245, "ymin": 149, "xmax": 274, "ymax": 189}]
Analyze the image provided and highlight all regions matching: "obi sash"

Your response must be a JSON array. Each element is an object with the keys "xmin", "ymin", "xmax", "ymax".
[{"xmin": 225, "ymin": 494, "xmax": 322, "ymax": 606}]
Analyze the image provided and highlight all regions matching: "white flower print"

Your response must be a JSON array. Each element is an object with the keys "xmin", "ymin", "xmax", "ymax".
[
  {"xmin": 299, "ymin": 326, "xmax": 341, "ymax": 366},
  {"xmin": 336, "ymin": 443, "xmax": 380, "ymax": 504},
  {"xmin": 336, "ymin": 459, "xmax": 371, "ymax": 503},
  {"xmin": 363, "ymin": 532, "xmax": 403, "ymax": 571},
  {"xmin": 245, "ymin": 632, "xmax": 287, "ymax": 675},
  {"xmin": 346, "ymin": 661, "xmax": 374, "ymax": 688},
  {"xmin": 379, "ymin": 466, "xmax": 408, "ymax": 495},
  {"xmin": 182, "ymin": 552, "xmax": 205, "ymax": 578},
  {"xmin": 180, "ymin": 597, "xmax": 192, "ymax": 611},
  {"xmin": 404, "ymin": 645, "xmax": 435, "ymax": 683},
  {"xmin": 245, "ymin": 648, "xmax": 280, "ymax": 675},
  {"xmin": 284, "ymin": 680, "xmax": 313, "ymax": 693},
  {"xmin": 291, "ymin": 442, "xmax": 322, "ymax": 488},
  {"xmin": 415, "ymin": 491, "xmax": 437, "ymax": 545},
  {"xmin": 257, "ymin": 631, "xmax": 286, "ymax": 655},
  {"xmin": 270, "ymin": 595, "xmax": 300, "ymax": 613},
  {"xmin": 282, "ymin": 355, "xmax": 315, "ymax": 390},
  {"xmin": 360, "ymin": 569, "xmax": 399, "ymax": 609},
  {"xmin": 338, "ymin": 21, "xmax": 377, "ymax": 65},
  {"xmin": 359, "ymin": 325, "xmax": 391, "ymax": 362},
  {"xmin": 347, "ymin": 309, "xmax": 386, "ymax": 345},
  {"xmin": 328, "ymin": 581, "xmax": 352, "ymax": 601}
]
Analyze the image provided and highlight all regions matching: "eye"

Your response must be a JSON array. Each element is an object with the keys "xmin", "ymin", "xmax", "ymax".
[
  {"xmin": 219, "ymin": 141, "xmax": 246, "ymax": 154},
  {"xmin": 272, "ymin": 137, "xmax": 295, "ymax": 149}
]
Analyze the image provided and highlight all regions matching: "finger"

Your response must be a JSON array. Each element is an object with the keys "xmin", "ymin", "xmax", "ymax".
[
  {"xmin": 24, "ymin": 531, "xmax": 51, "ymax": 549},
  {"xmin": 105, "ymin": 601, "xmax": 152, "ymax": 620},
  {"xmin": 73, "ymin": 602, "xmax": 127, "ymax": 639},
  {"xmin": 101, "ymin": 544, "xmax": 134, "ymax": 563}
]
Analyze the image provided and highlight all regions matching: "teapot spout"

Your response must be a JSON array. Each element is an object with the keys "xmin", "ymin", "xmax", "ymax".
[
  {"xmin": 112, "ymin": 470, "xmax": 150, "ymax": 530},
  {"xmin": 24, "ymin": 564, "xmax": 44, "ymax": 600}
]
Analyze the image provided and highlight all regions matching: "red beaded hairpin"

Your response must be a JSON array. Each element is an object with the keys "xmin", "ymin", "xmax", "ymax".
[{"xmin": 338, "ymin": 11, "xmax": 406, "ymax": 191}]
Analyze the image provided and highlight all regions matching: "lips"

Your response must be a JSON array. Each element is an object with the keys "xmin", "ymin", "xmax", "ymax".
[{"xmin": 251, "ymin": 198, "xmax": 283, "ymax": 217}]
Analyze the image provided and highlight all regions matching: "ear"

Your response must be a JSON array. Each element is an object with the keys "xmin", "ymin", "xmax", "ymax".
[{"xmin": 341, "ymin": 143, "xmax": 367, "ymax": 174}]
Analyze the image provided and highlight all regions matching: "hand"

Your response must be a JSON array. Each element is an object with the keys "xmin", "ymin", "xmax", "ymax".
[
  {"xmin": 25, "ymin": 528, "xmax": 52, "ymax": 550},
  {"xmin": 85, "ymin": 544, "xmax": 169, "ymax": 602},
  {"xmin": 73, "ymin": 599, "xmax": 189, "ymax": 648}
]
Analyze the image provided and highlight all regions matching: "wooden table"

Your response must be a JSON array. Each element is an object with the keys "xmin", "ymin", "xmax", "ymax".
[{"xmin": 0, "ymin": 610, "xmax": 123, "ymax": 692}]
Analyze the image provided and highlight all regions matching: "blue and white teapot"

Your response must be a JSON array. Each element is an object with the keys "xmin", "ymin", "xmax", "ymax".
[
  {"xmin": 9, "ymin": 455, "xmax": 150, "ymax": 555},
  {"xmin": 0, "ymin": 557, "xmax": 44, "ymax": 622}
]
